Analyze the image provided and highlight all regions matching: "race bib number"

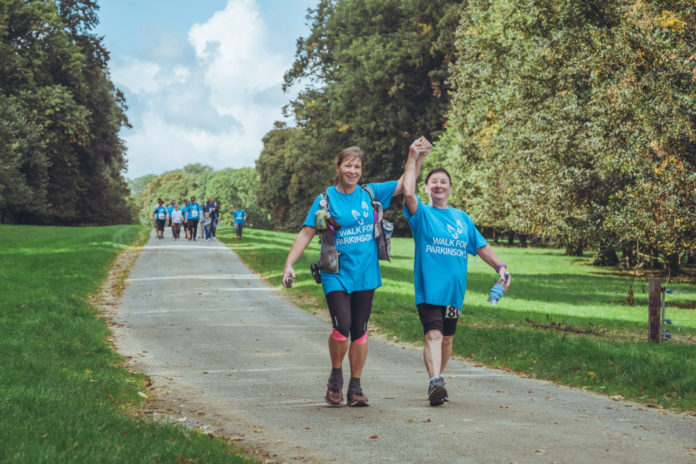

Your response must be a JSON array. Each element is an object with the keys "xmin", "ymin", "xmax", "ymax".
[
  {"xmin": 191, "ymin": 210, "xmax": 199, "ymax": 219},
  {"xmin": 444, "ymin": 305, "xmax": 461, "ymax": 319}
]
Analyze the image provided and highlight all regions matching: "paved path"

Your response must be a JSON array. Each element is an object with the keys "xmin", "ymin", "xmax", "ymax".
[{"xmin": 113, "ymin": 231, "xmax": 696, "ymax": 464}]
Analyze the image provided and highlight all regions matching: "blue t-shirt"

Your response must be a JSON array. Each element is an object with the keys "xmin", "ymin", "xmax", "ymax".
[
  {"xmin": 168, "ymin": 205, "xmax": 174, "ymax": 217},
  {"xmin": 404, "ymin": 196, "xmax": 487, "ymax": 309},
  {"xmin": 303, "ymin": 181, "xmax": 397, "ymax": 295},
  {"xmin": 153, "ymin": 205, "xmax": 167, "ymax": 220},
  {"xmin": 233, "ymin": 209, "xmax": 246, "ymax": 225},
  {"xmin": 187, "ymin": 203, "xmax": 203, "ymax": 220}
]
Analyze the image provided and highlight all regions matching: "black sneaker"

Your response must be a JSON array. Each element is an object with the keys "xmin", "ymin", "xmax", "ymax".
[{"xmin": 428, "ymin": 377, "xmax": 447, "ymax": 406}]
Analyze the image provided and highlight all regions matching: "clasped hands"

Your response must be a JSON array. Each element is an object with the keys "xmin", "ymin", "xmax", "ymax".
[{"xmin": 409, "ymin": 136, "xmax": 433, "ymax": 159}]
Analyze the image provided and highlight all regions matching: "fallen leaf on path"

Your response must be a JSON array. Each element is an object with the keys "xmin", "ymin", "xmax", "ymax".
[
  {"xmin": 369, "ymin": 434, "xmax": 378, "ymax": 439},
  {"xmin": 137, "ymin": 392, "xmax": 148, "ymax": 399},
  {"xmin": 533, "ymin": 449, "xmax": 547, "ymax": 455}
]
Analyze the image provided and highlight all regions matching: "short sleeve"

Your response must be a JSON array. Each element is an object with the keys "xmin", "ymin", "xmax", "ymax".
[
  {"xmin": 403, "ymin": 195, "xmax": 424, "ymax": 234},
  {"xmin": 464, "ymin": 212, "xmax": 487, "ymax": 256},
  {"xmin": 366, "ymin": 181, "xmax": 398, "ymax": 209},
  {"xmin": 302, "ymin": 195, "xmax": 322, "ymax": 228}
]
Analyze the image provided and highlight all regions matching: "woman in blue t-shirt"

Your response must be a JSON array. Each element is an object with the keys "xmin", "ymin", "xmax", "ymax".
[
  {"xmin": 281, "ymin": 144, "xmax": 412, "ymax": 407},
  {"xmin": 403, "ymin": 137, "xmax": 511, "ymax": 406},
  {"xmin": 152, "ymin": 198, "xmax": 168, "ymax": 240},
  {"xmin": 233, "ymin": 205, "xmax": 246, "ymax": 240}
]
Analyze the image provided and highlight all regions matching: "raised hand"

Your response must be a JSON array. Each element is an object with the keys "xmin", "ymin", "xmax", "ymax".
[{"xmin": 409, "ymin": 136, "xmax": 432, "ymax": 159}]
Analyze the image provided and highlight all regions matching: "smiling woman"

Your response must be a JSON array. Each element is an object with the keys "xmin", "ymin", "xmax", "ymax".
[
  {"xmin": 402, "ymin": 138, "xmax": 511, "ymax": 406},
  {"xmin": 279, "ymin": 141, "xmax": 428, "ymax": 408},
  {"xmin": 95, "ymin": 0, "xmax": 315, "ymax": 179}
]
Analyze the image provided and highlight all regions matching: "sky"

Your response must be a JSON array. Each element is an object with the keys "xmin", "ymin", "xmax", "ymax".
[{"xmin": 95, "ymin": 0, "xmax": 316, "ymax": 179}]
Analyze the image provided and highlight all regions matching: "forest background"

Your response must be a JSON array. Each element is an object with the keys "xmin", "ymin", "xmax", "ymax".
[{"xmin": 1, "ymin": 0, "xmax": 694, "ymax": 276}]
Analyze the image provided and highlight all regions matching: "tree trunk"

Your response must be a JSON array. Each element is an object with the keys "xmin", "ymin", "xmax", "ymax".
[
  {"xmin": 594, "ymin": 245, "xmax": 619, "ymax": 266},
  {"xmin": 664, "ymin": 253, "xmax": 681, "ymax": 277},
  {"xmin": 565, "ymin": 239, "xmax": 585, "ymax": 257},
  {"xmin": 619, "ymin": 245, "xmax": 636, "ymax": 268},
  {"xmin": 519, "ymin": 234, "xmax": 527, "ymax": 248},
  {"xmin": 507, "ymin": 231, "xmax": 515, "ymax": 246}
]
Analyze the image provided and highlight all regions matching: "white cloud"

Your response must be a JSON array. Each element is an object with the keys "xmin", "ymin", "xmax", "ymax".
[
  {"xmin": 112, "ymin": 58, "xmax": 163, "ymax": 95},
  {"xmin": 112, "ymin": 0, "xmax": 295, "ymax": 178},
  {"xmin": 188, "ymin": 0, "xmax": 287, "ymax": 115}
]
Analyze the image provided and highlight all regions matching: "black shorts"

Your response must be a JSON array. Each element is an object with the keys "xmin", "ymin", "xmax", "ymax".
[
  {"xmin": 417, "ymin": 303, "xmax": 460, "ymax": 336},
  {"xmin": 155, "ymin": 219, "xmax": 166, "ymax": 231},
  {"xmin": 325, "ymin": 289, "xmax": 374, "ymax": 341}
]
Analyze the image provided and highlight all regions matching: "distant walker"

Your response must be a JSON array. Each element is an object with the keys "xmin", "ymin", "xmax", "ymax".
[{"xmin": 233, "ymin": 205, "xmax": 246, "ymax": 240}]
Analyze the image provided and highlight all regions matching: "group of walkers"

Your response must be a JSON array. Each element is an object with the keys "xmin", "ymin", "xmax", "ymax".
[
  {"xmin": 281, "ymin": 137, "xmax": 511, "ymax": 408},
  {"xmin": 153, "ymin": 196, "xmax": 247, "ymax": 241}
]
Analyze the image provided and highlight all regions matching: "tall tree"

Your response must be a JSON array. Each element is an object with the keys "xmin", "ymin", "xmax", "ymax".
[
  {"xmin": 0, "ymin": 0, "xmax": 133, "ymax": 224},
  {"xmin": 445, "ymin": 0, "xmax": 696, "ymax": 272},
  {"xmin": 272, "ymin": 0, "xmax": 463, "ymax": 232}
]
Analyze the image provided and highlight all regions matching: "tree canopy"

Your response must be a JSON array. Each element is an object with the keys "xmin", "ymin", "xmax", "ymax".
[
  {"xmin": 0, "ymin": 0, "xmax": 133, "ymax": 224},
  {"xmin": 131, "ymin": 165, "xmax": 271, "ymax": 229},
  {"xmin": 258, "ymin": 0, "xmax": 463, "ymax": 232},
  {"xmin": 441, "ymin": 0, "xmax": 695, "ymax": 273}
]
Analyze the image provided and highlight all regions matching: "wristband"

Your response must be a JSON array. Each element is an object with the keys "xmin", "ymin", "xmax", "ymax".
[{"xmin": 495, "ymin": 263, "xmax": 507, "ymax": 272}]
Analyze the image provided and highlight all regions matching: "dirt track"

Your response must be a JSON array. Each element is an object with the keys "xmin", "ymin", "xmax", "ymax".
[{"xmin": 108, "ymin": 231, "xmax": 696, "ymax": 463}]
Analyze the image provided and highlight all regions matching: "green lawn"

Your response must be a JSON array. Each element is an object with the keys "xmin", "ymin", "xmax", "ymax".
[
  {"xmin": 0, "ymin": 225, "xmax": 253, "ymax": 464},
  {"xmin": 219, "ymin": 227, "xmax": 696, "ymax": 412}
]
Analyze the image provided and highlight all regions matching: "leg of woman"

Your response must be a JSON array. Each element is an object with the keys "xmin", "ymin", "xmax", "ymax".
[
  {"xmin": 347, "ymin": 289, "xmax": 374, "ymax": 379},
  {"xmin": 440, "ymin": 335, "xmax": 453, "ymax": 374},
  {"xmin": 191, "ymin": 220, "xmax": 199, "ymax": 240},
  {"xmin": 345, "ymin": 290, "xmax": 374, "ymax": 406},
  {"xmin": 423, "ymin": 329, "xmax": 443, "ymax": 378},
  {"xmin": 418, "ymin": 304, "xmax": 448, "ymax": 406},
  {"xmin": 329, "ymin": 336, "xmax": 349, "ymax": 368},
  {"xmin": 324, "ymin": 291, "xmax": 352, "ymax": 405}
]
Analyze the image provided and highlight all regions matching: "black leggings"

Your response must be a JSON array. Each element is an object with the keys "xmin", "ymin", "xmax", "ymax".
[
  {"xmin": 187, "ymin": 219, "xmax": 199, "ymax": 239},
  {"xmin": 325, "ymin": 289, "xmax": 375, "ymax": 342}
]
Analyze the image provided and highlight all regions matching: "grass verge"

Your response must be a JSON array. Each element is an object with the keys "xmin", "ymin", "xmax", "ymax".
[
  {"xmin": 0, "ymin": 225, "xmax": 254, "ymax": 464},
  {"xmin": 219, "ymin": 226, "xmax": 696, "ymax": 413}
]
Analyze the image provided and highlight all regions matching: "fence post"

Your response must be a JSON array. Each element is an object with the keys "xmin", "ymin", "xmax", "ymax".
[{"xmin": 648, "ymin": 278, "xmax": 662, "ymax": 343}]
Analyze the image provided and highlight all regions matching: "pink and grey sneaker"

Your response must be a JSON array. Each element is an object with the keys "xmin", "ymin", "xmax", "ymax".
[
  {"xmin": 325, "ymin": 386, "xmax": 343, "ymax": 405},
  {"xmin": 325, "ymin": 371, "xmax": 344, "ymax": 406},
  {"xmin": 347, "ymin": 389, "xmax": 369, "ymax": 407}
]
